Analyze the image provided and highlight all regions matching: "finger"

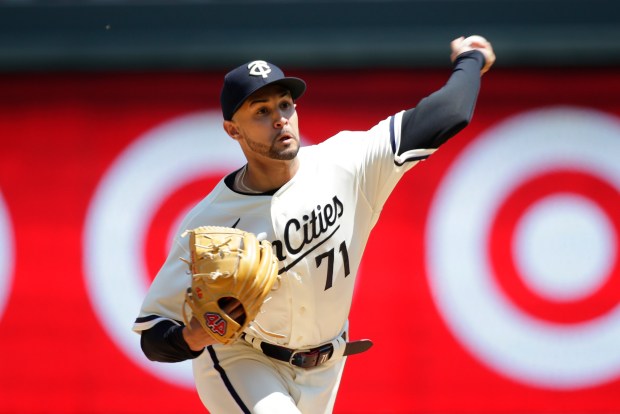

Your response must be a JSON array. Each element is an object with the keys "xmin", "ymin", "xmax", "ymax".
[
  {"xmin": 220, "ymin": 297, "xmax": 246, "ymax": 322},
  {"xmin": 220, "ymin": 296, "xmax": 240, "ymax": 311},
  {"xmin": 451, "ymin": 36, "xmax": 465, "ymax": 49},
  {"xmin": 230, "ymin": 309, "xmax": 246, "ymax": 323},
  {"xmin": 463, "ymin": 35, "xmax": 488, "ymax": 46},
  {"xmin": 461, "ymin": 35, "xmax": 490, "ymax": 53},
  {"xmin": 468, "ymin": 42, "xmax": 488, "ymax": 50},
  {"xmin": 450, "ymin": 36, "xmax": 466, "ymax": 62}
]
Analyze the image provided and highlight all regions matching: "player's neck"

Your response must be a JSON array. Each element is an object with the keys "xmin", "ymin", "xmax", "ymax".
[{"xmin": 244, "ymin": 158, "xmax": 299, "ymax": 193}]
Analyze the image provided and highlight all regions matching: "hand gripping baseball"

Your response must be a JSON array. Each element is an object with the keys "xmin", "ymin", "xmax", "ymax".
[
  {"xmin": 181, "ymin": 226, "xmax": 280, "ymax": 345},
  {"xmin": 451, "ymin": 35, "xmax": 496, "ymax": 75}
]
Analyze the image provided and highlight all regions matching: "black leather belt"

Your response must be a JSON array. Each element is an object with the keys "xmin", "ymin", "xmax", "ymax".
[{"xmin": 243, "ymin": 334, "xmax": 373, "ymax": 369}]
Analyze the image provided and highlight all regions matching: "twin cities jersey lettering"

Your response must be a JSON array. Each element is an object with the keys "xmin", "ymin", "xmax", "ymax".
[{"xmin": 273, "ymin": 195, "xmax": 344, "ymax": 272}]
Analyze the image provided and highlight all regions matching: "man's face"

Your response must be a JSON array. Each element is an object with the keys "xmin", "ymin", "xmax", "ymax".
[{"xmin": 227, "ymin": 84, "xmax": 300, "ymax": 161}]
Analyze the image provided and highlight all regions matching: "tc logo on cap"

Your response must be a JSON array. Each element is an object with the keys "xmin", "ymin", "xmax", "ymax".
[{"xmin": 248, "ymin": 60, "xmax": 271, "ymax": 78}]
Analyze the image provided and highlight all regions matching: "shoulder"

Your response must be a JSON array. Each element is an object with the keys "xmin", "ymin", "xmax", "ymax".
[
  {"xmin": 173, "ymin": 177, "xmax": 234, "ymax": 229},
  {"xmin": 308, "ymin": 114, "xmax": 401, "ymax": 156}
]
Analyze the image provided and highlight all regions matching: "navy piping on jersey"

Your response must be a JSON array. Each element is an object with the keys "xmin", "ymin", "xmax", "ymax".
[
  {"xmin": 135, "ymin": 315, "xmax": 161, "ymax": 324},
  {"xmin": 134, "ymin": 315, "xmax": 183, "ymax": 325},
  {"xmin": 134, "ymin": 314, "xmax": 184, "ymax": 325},
  {"xmin": 389, "ymin": 115, "xmax": 396, "ymax": 154},
  {"xmin": 390, "ymin": 114, "xmax": 431, "ymax": 166},
  {"xmin": 207, "ymin": 346, "xmax": 251, "ymax": 414},
  {"xmin": 225, "ymin": 168, "xmax": 279, "ymax": 196},
  {"xmin": 395, "ymin": 154, "xmax": 430, "ymax": 167}
]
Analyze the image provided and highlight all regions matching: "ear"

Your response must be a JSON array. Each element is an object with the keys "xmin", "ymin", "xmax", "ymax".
[{"xmin": 223, "ymin": 120, "xmax": 241, "ymax": 141}]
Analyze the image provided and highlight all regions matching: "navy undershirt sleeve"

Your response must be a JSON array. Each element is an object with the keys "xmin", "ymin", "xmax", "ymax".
[
  {"xmin": 398, "ymin": 50, "xmax": 485, "ymax": 154},
  {"xmin": 140, "ymin": 320, "xmax": 204, "ymax": 363}
]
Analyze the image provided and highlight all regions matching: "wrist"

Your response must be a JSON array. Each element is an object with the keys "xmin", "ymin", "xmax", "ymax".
[
  {"xmin": 182, "ymin": 322, "xmax": 218, "ymax": 351},
  {"xmin": 182, "ymin": 326, "xmax": 203, "ymax": 351}
]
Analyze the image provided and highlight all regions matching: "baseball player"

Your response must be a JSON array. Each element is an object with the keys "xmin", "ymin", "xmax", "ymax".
[{"xmin": 133, "ymin": 35, "xmax": 495, "ymax": 413}]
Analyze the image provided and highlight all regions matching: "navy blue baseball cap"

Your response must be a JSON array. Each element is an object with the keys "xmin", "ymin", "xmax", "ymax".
[{"xmin": 220, "ymin": 60, "xmax": 306, "ymax": 121}]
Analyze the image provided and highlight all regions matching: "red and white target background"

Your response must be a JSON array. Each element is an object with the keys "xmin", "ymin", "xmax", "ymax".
[{"xmin": 1, "ymin": 68, "xmax": 619, "ymax": 413}]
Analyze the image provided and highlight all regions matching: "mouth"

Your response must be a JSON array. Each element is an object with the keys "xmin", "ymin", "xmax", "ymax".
[{"xmin": 277, "ymin": 132, "xmax": 295, "ymax": 143}]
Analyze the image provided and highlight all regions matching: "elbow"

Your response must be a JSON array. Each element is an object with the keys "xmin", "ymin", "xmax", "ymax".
[
  {"xmin": 452, "ymin": 118, "xmax": 471, "ymax": 133},
  {"xmin": 138, "ymin": 322, "xmax": 200, "ymax": 363},
  {"xmin": 140, "ymin": 332, "xmax": 163, "ymax": 362},
  {"xmin": 445, "ymin": 103, "xmax": 473, "ymax": 130},
  {"xmin": 140, "ymin": 328, "xmax": 179, "ymax": 362},
  {"xmin": 445, "ymin": 102, "xmax": 473, "ymax": 130},
  {"xmin": 432, "ymin": 111, "xmax": 471, "ymax": 146}
]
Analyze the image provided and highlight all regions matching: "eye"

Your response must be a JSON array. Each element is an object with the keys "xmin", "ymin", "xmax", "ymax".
[{"xmin": 280, "ymin": 101, "xmax": 293, "ymax": 110}]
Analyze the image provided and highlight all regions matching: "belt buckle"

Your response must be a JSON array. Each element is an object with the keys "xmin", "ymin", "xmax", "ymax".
[{"xmin": 289, "ymin": 343, "xmax": 334, "ymax": 369}]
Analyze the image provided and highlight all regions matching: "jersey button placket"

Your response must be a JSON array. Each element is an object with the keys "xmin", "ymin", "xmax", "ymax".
[
  {"xmin": 290, "ymin": 262, "xmax": 319, "ymax": 347},
  {"xmin": 272, "ymin": 196, "xmax": 303, "ymax": 345},
  {"xmin": 286, "ymin": 269, "xmax": 306, "ymax": 346},
  {"xmin": 272, "ymin": 195, "xmax": 317, "ymax": 348}
]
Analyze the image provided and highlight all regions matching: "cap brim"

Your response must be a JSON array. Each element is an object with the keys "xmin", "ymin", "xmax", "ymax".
[
  {"xmin": 230, "ymin": 77, "xmax": 307, "ymax": 118},
  {"xmin": 271, "ymin": 77, "xmax": 307, "ymax": 101}
]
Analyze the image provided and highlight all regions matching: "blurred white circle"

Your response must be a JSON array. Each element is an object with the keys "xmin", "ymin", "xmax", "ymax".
[
  {"xmin": 514, "ymin": 194, "xmax": 615, "ymax": 301},
  {"xmin": 0, "ymin": 191, "xmax": 14, "ymax": 321}
]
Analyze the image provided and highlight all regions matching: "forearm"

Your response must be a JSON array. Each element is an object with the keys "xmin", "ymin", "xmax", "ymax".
[
  {"xmin": 140, "ymin": 320, "xmax": 204, "ymax": 363},
  {"xmin": 398, "ymin": 50, "xmax": 485, "ymax": 154}
]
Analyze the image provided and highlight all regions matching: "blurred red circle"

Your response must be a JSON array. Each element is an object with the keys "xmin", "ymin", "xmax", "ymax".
[
  {"xmin": 489, "ymin": 169, "xmax": 620, "ymax": 324},
  {"xmin": 144, "ymin": 176, "xmax": 223, "ymax": 284}
]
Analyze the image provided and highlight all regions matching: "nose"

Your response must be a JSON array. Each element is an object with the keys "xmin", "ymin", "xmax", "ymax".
[{"xmin": 274, "ymin": 115, "xmax": 289, "ymax": 129}]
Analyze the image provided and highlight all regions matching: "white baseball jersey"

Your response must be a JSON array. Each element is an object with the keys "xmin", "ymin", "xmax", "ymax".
[
  {"xmin": 133, "ymin": 110, "xmax": 430, "ymax": 346},
  {"xmin": 133, "ymin": 110, "xmax": 433, "ymax": 413}
]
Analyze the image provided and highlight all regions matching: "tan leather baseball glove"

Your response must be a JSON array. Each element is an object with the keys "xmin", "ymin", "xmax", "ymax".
[{"xmin": 181, "ymin": 226, "xmax": 279, "ymax": 345}]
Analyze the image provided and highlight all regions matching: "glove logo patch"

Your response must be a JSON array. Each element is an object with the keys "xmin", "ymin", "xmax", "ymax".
[{"xmin": 204, "ymin": 312, "xmax": 227, "ymax": 336}]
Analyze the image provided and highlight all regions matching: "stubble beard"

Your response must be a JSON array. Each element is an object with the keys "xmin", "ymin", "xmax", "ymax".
[{"xmin": 245, "ymin": 136, "xmax": 300, "ymax": 161}]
